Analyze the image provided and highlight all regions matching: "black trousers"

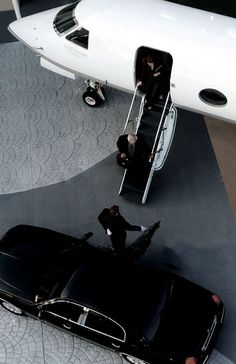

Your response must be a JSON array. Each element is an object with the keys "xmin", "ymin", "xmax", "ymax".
[{"xmin": 110, "ymin": 231, "xmax": 126, "ymax": 255}]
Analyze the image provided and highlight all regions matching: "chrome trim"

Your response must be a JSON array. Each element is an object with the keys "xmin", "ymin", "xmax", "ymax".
[
  {"xmin": 40, "ymin": 298, "xmax": 126, "ymax": 343},
  {"xmin": 202, "ymin": 315, "xmax": 217, "ymax": 351},
  {"xmin": 220, "ymin": 306, "xmax": 225, "ymax": 324},
  {"xmin": 202, "ymin": 353, "xmax": 210, "ymax": 364},
  {"xmin": 79, "ymin": 307, "xmax": 126, "ymax": 343}
]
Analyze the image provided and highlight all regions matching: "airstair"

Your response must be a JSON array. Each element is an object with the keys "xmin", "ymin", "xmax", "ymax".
[{"xmin": 118, "ymin": 85, "xmax": 177, "ymax": 204}]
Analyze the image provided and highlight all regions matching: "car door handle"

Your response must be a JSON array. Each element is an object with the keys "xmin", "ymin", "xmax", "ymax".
[
  {"xmin": 63, "ymin": 322, "xmax": 71, "ymax": 330},
  {"xmin": 111, "ymin": 343, "xmax": 120, "ymax": 348}
]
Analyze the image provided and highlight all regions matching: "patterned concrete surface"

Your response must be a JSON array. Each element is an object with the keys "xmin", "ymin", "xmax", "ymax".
[
  {"xmin": 0, "ymin": 304, "xmax": 233, "ymax": 364},
  {"xmin": 0, "ymin": 32, "xmax": 232, "ymax": 364},
  {"xmin": 0, "ymin": 40, "xmax": 234, "ymax": 364},
  {"xmin": 0, "ymin": 41, "xmax": 131, "ymax": 363},
  {"xmin": 0, "ymin": 306, "xmax": 124, "ymax": 364},
  {"xmin": 1, "ymin": 3, "xmax": 236, "ymax": 364},
  {"xmin": 0, "ymin": 41, "xmax": 132, "ymax": 364},
  {"xmin": 0, "ymin": 42, "xmax": 136, "ymax": 194}
]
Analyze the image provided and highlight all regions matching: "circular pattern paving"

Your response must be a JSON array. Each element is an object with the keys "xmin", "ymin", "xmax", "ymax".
[{"xmin": 0, "ymin": 42, "xmax": 135, "ymax": 194}]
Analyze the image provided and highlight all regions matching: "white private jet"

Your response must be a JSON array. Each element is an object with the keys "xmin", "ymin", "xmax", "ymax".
[
  {"xmin": 7, "ymin": 0, "xmax": 236, "ymax": 203},
  {"xmin": 8, "ymin": 0, "xmax": 236, "ymax": 122}
]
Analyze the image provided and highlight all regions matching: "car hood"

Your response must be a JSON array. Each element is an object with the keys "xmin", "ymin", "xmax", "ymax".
[{"xmin": 150, "ymin": 277, "xmax": 218, "ymax": 361}]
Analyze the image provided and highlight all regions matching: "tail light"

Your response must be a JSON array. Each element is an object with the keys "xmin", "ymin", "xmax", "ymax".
[
  {"xmin": 185, "ymin": 357, "xmax": 198, "ymax": 364},
  {"xmin": 212, "ymin": 294, "xmax": 221, "ymax": 305}
]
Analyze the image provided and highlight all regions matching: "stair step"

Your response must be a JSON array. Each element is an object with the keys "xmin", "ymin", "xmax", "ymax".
[
  {"xmin": 153, "ymin": 99, "xmax": 171, "ymax": 108},
  {"xmin": 140, "ymin": 117, "xmax": 160, "ymax": 128},
  {"xmin": 119, "ymin": 187, "xmax": 143, "ymax": 204},
  {"xmin": 125, "ymin": 166, "xmax": 151, "ymax": 183},
  {"xmin": 137, "ymin": 129, "xmax": 157, "ymax": 141},
  {"xmin": 139, "ymin": 125, "xmax": 159, "ymax": 137},
  {"xmin": 122, "ymin": 183, "xmax": 144, "ymax": 194},
  {"xmin": 141, "ymin": 113, "xmax": 161, "ymax": 125}
]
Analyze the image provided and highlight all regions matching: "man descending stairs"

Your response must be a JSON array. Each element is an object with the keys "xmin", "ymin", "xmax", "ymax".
[{"xmin": 118, "ymin": 90, "xmax": 177, "ymax": 204}]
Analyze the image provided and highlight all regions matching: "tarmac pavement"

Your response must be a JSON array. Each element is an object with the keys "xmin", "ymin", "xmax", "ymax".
[{"xmin": 0, "ymin": 2, "xmax": 236, "ymax": 364}]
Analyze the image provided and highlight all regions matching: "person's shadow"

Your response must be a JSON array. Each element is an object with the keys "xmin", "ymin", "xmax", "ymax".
[{"xmin": 138, "ymin": 241, "xmax": 182, "ymax": 273}]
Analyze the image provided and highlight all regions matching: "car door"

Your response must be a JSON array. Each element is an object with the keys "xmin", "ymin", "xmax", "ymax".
[
  {"xmin": 123, "ymin": 221, "xmax": 160, "ymax": 262},
  {"xmin": 77, "ymin": 309, "xmax": 126, "ymax": 351},
  {"xmin": 40, "ymin": 301, "xmax": 126, "ymax": 351},
  {"xmin": 39, "ymin": 300, "xmax": 84, "ymax": 332}
]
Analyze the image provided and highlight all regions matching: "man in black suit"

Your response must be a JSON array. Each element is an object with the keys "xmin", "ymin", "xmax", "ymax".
[
  {"xmin": 98, "ymin": 205, "xmax": 147, "ymax": 254},
  {"xmin": 137, "ymin": 54, "xmax": 163, "ymax": 109},
  {"xmin": 116, "ymin": 133, "xmax": 151, "ymax": 168}
]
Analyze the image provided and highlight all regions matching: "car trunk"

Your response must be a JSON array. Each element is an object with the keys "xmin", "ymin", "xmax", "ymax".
[{"xmin": 150, "ymin": 278, "xmax": 218, "ymax": 361}]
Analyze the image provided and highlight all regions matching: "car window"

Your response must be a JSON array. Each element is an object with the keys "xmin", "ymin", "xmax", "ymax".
[
  {"xmin": 66, "ymin": 28, "xmax": 89, "ymax": 49},
  {"xmin": 43, "ymin": 301, "xmax": 83, "ymax": 322},
  {"xmin": 53, "ymin": 2, "xmax": 80, "ymax": 34},
  {"xmin": 84, "ymin": 311, "xmax": 125, "ymax": 341}
]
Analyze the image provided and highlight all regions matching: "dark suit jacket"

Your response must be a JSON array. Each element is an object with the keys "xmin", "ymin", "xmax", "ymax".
[
  {"xmin": 98, "ymin": 208, "xmax": 141, "ymax": 235},
  {"xmin": 116, "ymin": 134, "xmax": 150, "ymax": 162}
]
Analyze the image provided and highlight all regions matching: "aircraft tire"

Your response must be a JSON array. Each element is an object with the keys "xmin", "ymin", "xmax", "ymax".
[{"xmin": 82, "ymin": 91, "xmax": 102, "ymax": 107}]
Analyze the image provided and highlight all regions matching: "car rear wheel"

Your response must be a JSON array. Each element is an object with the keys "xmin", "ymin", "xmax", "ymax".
[
  {"xmin": 1, "ymin": 300, "xmax": 23, "ymax": 315},
  {"xmin": 121, "ymin": 354, "xmax": 148, "ymax": 364}
]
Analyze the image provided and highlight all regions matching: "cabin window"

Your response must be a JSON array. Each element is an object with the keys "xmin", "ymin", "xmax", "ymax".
[
  {"xmin": 84, "ymin": 311, "xmax": 125, "ymax": 341},
  {"xmin": 66, "ymin": 28, "xmax": 89, "ymax": 49},
  {"xmin": 53, "ymin": 1, "xmax": 80, "ymax": 34},
  {"xmin": 199, "ymin": 89, "xmax": 227, "ymax": 106}
]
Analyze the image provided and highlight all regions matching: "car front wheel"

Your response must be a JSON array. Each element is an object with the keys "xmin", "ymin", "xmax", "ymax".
[
  {"xmin": 1, "ymin": 300, "xmax": 23, "ymax": 315},
  {"xmin": 121, "ymin": 353, "xmax": 149, "ymax": 364}
]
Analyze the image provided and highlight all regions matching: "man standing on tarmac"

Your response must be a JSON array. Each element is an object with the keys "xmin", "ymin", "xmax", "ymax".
[{"xmin": 98, "ymin": 205, "xmax": 147, "ymax": 255}]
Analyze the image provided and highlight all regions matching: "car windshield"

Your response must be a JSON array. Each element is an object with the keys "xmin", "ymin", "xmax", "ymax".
[
  {"xmin": 66, "ymin": 28, "xmax": 89, "ymax": 49},
  {"xmin": 35, "ymin": 266, "xmax": 73, "ymax": 301},
  {"xmin": 53, "ymin": 1, "xmax": 80, "ymax": 34}
]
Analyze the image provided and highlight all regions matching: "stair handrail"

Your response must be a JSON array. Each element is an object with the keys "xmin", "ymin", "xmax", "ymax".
[
  {"xmin": 142, "ymin": 167, "xmax": 155, "ymax": 204},
  {"xmin": 151, "ymin": 92, "xmax": 170, "ymax": 155},
  {"xmin": 142, "ymin": 93, "xmax": 171, "ymax": 203},
  {"xmin": 123, "ymin": 83, "xmax": 142, "ymax": 134},
  {"xmin": 118, "ymin": 168, "xmax": 127, "ymax": 195},
  {"xmin": 135, "ymin": 94, "xmax": 146, "ymax": 133}
]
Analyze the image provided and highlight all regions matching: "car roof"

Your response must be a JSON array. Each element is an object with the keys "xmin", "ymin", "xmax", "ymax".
[{"xmin": 60, "ymin": 257, "xmax": 169, "ymax": 336}]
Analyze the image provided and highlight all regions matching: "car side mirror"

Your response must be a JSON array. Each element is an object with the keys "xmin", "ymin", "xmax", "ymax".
[{"xmin": 82, "ymin": 232, "xmax": 93, "ymax": 241}]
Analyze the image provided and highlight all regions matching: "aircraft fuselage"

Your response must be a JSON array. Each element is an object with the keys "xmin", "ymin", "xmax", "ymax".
[{"xmin": 8, "ymin": 0, "xmax": 236, "ymax": 123}]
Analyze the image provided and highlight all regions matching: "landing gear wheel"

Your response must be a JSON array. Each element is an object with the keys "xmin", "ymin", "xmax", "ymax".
[
  {"xmin": 82, "ymin": 91, "xmax": 102, "ymax": 107},
  {"xmin": 1, "ymin": 300, "xmax": 23, "ymax": 315}
]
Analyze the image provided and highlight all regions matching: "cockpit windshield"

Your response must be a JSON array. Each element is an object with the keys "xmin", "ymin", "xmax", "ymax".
[
  {"xmin": 53, "ymin": 1, "xmax": 80, "ymax": 34},
  {"xmin": 66, "ymin": 28, "xmax": 89, "ymax": 49}
]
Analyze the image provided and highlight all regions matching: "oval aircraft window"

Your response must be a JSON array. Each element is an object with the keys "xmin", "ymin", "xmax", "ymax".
[{"xmin": 199, "ymin": 89, "xmax": 227, "ymax": 106}]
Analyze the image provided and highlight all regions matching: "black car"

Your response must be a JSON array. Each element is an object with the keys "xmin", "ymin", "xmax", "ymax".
[{"xmin": 0, "ymin": 224, "xmax": 224, "ymax": 364}]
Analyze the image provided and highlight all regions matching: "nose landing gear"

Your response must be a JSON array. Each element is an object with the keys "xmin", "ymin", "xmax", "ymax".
[{"xmin": 82, "ymin": 80, "xmax": 106, "ymax": 107}]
